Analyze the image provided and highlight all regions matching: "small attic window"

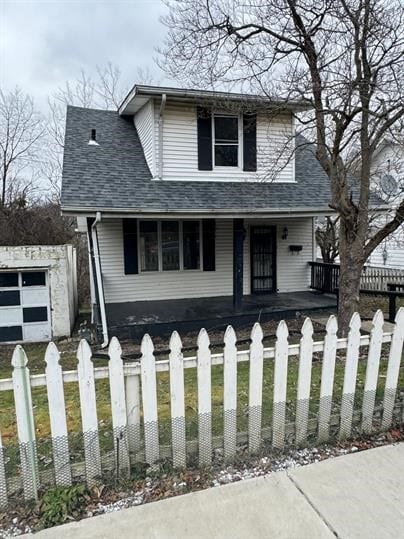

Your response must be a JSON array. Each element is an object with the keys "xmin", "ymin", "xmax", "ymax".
[{"xmin": 88, "ymin": 129, "xmax": 99, "ymax": 146}]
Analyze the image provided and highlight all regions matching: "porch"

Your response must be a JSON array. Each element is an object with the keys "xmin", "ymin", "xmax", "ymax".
[{"xmin": 106, "ymin": 291, "xmax": 337, "ymax": 338}]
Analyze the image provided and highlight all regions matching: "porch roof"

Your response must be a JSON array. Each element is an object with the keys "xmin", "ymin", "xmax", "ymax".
[{"xmin": 61, "ymin": 106, "xmax": 383, "ymax": 215}]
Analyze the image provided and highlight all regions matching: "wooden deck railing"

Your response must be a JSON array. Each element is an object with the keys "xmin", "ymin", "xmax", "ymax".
[
  {"xmin": 309, "ymin": 261, "xmax": 340, "ymax": 294},
  {"xmin": 309, "ymin": 262, "xmax": 404, "ymax": 296}
]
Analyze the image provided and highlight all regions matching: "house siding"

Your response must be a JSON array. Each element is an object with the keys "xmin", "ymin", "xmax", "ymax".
[
  {"xmin": 367, "ymin": 215, "xmax": 404, "ymax": 269},
  {"xmin": 134, "ymin": 100, "xmax": 155, "ymax": 175},
  {"xmin": 152, "ymin": 100, "xmax": 295, "ymax": 182},
  {"xmin": 96, "ymin": 217, "xmax": 312, "ymax": 304}
]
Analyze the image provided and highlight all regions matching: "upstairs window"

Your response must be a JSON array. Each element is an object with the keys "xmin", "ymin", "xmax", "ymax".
[{"xmin": 213, "ymin": 114, "xmax": 239, "ymax": 167}]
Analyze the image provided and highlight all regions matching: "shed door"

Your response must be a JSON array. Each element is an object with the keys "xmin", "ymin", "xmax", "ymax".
[
  {"xmin": 0, "ymin": 271, "xmax": 51, "ymax": 343},
  {"xmin": 250, "ymin": 226, "xmax": 277, "ymax": 293}
]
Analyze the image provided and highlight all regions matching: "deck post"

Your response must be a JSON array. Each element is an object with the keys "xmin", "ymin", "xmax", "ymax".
[{"xmin": 233, "ymin": 219, "xmax": 244, "ymax": 311}]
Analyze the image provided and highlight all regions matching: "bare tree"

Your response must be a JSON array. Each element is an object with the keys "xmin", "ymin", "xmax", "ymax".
[
  {"xmin": 161, "ymin": 0, "xmax": 404, "ymax": 334},
  {"xmin": 0, "ymin": 87, "xmax": 44, "ymax": 206},
  {"xmin": 316, "ymin": 217, "xmax": 340, "ymax": 264}
]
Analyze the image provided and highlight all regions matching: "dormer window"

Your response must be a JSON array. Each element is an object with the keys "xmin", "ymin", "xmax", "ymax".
[
  {"xmin": 213, "ymin": 114, "xmax": 239, "ymax": 167},
  {"xmin": 197, "ymin": 107, "xmax": 256, "ymax": 172}
]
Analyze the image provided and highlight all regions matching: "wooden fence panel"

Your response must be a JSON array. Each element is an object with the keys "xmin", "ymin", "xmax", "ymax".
[
  {"xmin": 361, "ymin": 310, "xmax": 384, "ymax": 434},
  {"xmin": 339, "ymin": 313, "xmax": 362, "ymax": 440},
  {"xmin": 272, "ymin": 321, "xmax": 289, "ymax": 449},
  {"xmin": 382, "ymin": 307, "xmax": 404, "ymax": 429},
  {"xmin": 0, "ymin": 310, "xmax": 401, "ymax": 507},
  {"xmin": 140, "ymin": 334, "xmax": 160, "ymax": 468},
  {"xmin": 45, "ymin": 342, "xmax": 71, "ymax": 487},
  {"xmin": 223, "ymin": 325, "xmax": 238, "ymax": 460},
  {"xmin": 77, "ymin": 339, "xmax": 101, "ymax": 486},
  {"xmin": 197, "ymin": 329, "xmax": 212, "ymax": 466},
  {"xmin": 317, "ymin": 315, "xmax": 338, "ymax": 443},
  {"xmin": 169, "ymin": 331, "xmax": 186, "ymax": 468},
  {"xmin": 295, "ymin": 318, "xmax": 314, "ymax": 445},
  {"xmin": 12, "ymin": 346, "xmax": 39, "ymax": 500},
  {"xmin": 108, "ymin": 337, "xmax": 130, "ymax": 476}
]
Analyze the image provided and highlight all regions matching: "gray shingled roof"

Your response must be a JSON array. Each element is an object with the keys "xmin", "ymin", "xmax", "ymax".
[{"xmin": 61, "ymin": 105, "xmax": 335, "ymax": 214}]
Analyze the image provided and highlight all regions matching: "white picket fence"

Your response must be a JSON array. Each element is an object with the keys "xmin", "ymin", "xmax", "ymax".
[
  {"xmin": 0, "ymin": 308, "xmax": 403, "ymax": 508},
  {"xmin": 361, "ymin": 265, "xmax": 404, "ymax": 291}
]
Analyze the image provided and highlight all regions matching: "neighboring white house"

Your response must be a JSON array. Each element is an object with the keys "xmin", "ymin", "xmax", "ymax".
[
  {"xmin": 0, "ymin": 245, "xmax": 78, "ymax": 343},
  {"xmin": 367, "ymin": 139, "xmax": 404, "ymax": 268},
  {"xmin": 61, "ymin": 85, "xmax": 377, "ymax": 342}
]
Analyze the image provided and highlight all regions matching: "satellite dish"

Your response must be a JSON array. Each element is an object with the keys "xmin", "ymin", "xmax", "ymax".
[{"xmin": 381, "ymin": 174, "xmax": 398, "ymax": 196}]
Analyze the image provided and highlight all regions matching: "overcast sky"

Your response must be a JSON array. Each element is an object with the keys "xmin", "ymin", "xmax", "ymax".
[{"xmin": 1, "ymin": 0, "xmax": 169, "ymax": 110}]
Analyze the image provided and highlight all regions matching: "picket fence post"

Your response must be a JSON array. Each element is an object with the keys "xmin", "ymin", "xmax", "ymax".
[
  {"xmin": 169, "ymin": 331, "xmax": 186, "ymax": 468},
  {"xmin": 108, "ymin": 337, "xmax": 130, "ymax": 476},
  {"xmin": 272, "ymin": 320, "xmax": 289, "ymax": 449},
  {"xmin": 12, "ymin": 345, "xmax": 39, "ymax": 501},
  {"xmin": 317, "ymin": 315, "xmax": 338, "ymax": 443},
  {"xmin": 0, "ymin": 429, "xmax": 7, "ymax": 509},
  {"xmin": 382, "ymin": 307, "xmax": 404, "ymax": 430},
  {"xmin": 248, "ymin": 323, "xmax": 264, "ymax": 454},
  {"xmin": 223, "ymin": 325, "xmax": 238, "ymax": 460},
  {"xmin": 140, "ymin": 334, "xmax": 160, "ymax": 468},
  {"xmin": 45, "ymin": 342, "xmax": 72, "ymax": 487},
  {"xmin": 361, "ymin": 310, "xmax": 384, "ymax": 434},
  {"xmin": 339, "ymin": 312, "xmax": 361, "ymax": 440},
  {"xmin": 77, "ymin": 339, "xmax": 101, "ymax": 486},
  {"xmin": 197, "ymin": 328, "xmax": 212, "ymax": 466},
  {"xmin": 295, "ymin": 318, "xmax": 314, "ymax": 446}
]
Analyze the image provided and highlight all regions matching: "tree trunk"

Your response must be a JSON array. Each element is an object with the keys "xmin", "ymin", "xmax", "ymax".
[{"xmin": 338, "ymin": 219, "xmax": 365, "ymax": 336}]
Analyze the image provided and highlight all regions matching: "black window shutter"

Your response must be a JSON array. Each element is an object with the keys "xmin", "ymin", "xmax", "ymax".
[
  {"xmin": 197, "ymin": 107, "xmax": 212, "ymax": 170},
  {"xmin": 243, "ymin": 113, "xmax": 257, "ymax": 171},
  {"xmin": 122, "ymin": 219, "xmax": 138, "ymax": 274},
  {"xmin": 202, "ymin": 219, "xmax": 216, "ymax": 271}
]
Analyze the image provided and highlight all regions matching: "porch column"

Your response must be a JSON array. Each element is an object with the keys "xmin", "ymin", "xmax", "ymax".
[{"xmin": 233, "ymin": 218, "xmax": 245, "ymax": 311}]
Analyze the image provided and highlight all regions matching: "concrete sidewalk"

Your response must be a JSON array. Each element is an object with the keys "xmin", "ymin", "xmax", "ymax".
[{"xmin": 27, "ymin": 443, "xmax": 404, "ymax": 539}]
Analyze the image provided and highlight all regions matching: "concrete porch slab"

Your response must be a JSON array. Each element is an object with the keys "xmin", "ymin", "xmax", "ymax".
[{"xmin": 106, "ymin": 291, "xmax": 337, "ymax": 338}]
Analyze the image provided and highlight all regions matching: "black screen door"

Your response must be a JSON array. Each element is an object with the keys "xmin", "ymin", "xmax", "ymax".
[{"xmin": 250, "ymin": 226, "xmax": 276, "ymax": 293}]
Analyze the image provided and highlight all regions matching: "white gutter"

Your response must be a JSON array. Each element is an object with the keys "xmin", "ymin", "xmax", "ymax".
[
  {"xmin": 91, "ymin": 212, "xmax": 109, "ymax": 348},
  {"xmin": 158, "ymin": 93, "xmax": 166, "ymax": 179}
]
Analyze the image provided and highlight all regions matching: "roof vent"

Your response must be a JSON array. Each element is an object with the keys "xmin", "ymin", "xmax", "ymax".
[{"xmin": 88, "ymin": 129, "xmax": 99, "ymax": 146}]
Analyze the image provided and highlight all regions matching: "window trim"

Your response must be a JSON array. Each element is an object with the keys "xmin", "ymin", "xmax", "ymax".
[
  {"xmin": 137, "ymin": 219, "xmax": 203, "ymax": 273},
  {"xmin": 212, "ymin": 112, "xmax": 243, "ymax": 169}
]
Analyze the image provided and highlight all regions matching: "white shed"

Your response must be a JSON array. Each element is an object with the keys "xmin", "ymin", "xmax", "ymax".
[{"xmin": 0, "ymin": 245, "xmax": 78, "ymax": 343}]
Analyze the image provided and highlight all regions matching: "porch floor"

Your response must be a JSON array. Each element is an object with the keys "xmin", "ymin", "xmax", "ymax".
[{"xmin": 106, "ymin": 291, "xmax": 337, "ymax": 338}]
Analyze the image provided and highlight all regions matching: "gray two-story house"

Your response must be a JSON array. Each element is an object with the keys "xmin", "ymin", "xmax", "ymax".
[{"xmin": 61, "ymin": 84, "xmax": 337, "ymax": 343}]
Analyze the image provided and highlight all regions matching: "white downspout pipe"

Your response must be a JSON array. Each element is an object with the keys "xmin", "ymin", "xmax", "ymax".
[
  {"xmin": 158, "ymin": 93, "xmax": 166, "ymax": 179},
  {"xmin": 91, "ymin": 212, "xmax": 109, "ymax": 347}
]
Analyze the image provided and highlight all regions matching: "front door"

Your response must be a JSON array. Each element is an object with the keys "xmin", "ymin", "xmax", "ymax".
[{"xmin": 250, "ymin": 226, "xmax": 277, "ymax": 293}]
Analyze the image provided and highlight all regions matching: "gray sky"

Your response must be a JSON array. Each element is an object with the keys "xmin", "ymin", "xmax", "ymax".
[{"xmin": 1, "ymin": 0, "xmax": 168, "ymax": 110}]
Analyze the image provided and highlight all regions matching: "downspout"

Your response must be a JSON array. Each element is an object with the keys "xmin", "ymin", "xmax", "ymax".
[
  {"xmin": 158, "ymin": 93, "xmax": 166, "ymax": 179},
  {"xmin": 91, "ymin": 212, "xmax": 109, "ymax": 348}
]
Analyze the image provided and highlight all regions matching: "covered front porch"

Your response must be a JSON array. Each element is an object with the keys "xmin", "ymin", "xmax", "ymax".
[{"xmin": 106, "ymin": 291, "xmax": 337, "ymax": 338}]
